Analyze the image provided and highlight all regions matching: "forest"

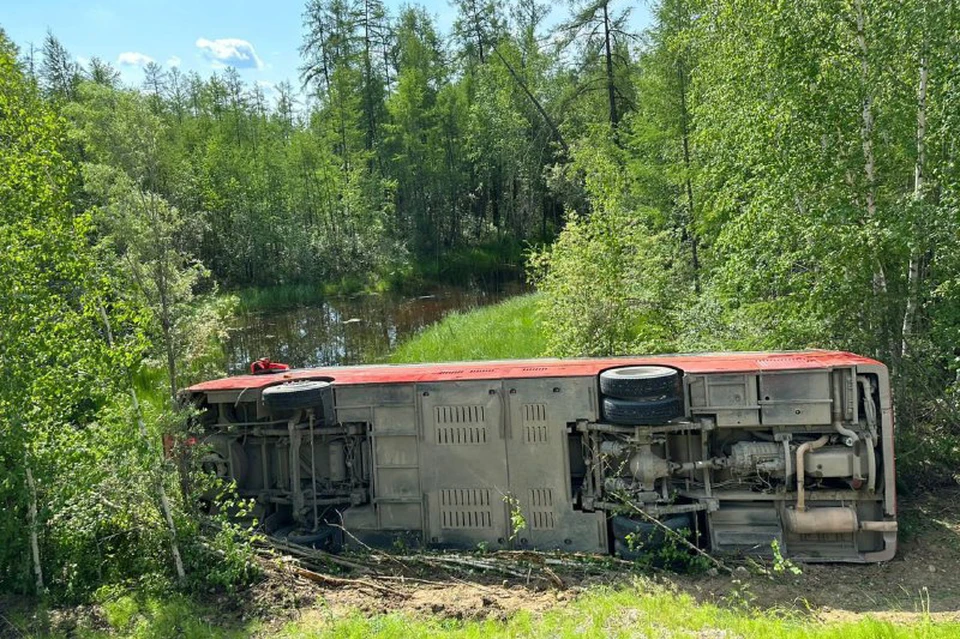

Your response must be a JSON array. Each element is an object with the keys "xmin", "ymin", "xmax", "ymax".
[{"xmin": 3, "ymin": 0, "xmax": 960, "ymax": 609}]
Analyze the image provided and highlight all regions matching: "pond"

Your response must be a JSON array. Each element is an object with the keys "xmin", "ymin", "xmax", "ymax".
[{"xmin": 223, "ymin": 283, "xmax": 526, "ymax": 375}]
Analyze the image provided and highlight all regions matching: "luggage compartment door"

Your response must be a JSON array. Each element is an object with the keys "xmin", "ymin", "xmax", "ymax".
[
  {"xmin": 418, "ymin": 380, "xmax": 510, "ymax": 548},
  {"xmin": 505, "ymin": 377, "xmax": 607, "ymax": 553}
]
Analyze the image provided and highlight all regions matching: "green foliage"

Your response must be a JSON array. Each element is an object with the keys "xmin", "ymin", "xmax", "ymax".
[
  {"xmin": 0, "ymin": 30, "xmax": 143, "ymax": 596},
  {"xmin": 531, "ymin": 129, "xmax": 689, "ymax": 356},
  {"xmin": 0, "ymin": 31, "xmax": 256, "ymax": 601},
  {"xmin": 389, "ymin": 294, "xmax": 545, "ymax": 363},
  {"xmin": 532, "ymin": 206, "xmax": 683, "ymax": 357},
  {"xmin": 770, "ymin": 539, "xmax": 802, "ymax": 576},
  {"xmin": 503, "ymin": 494, "xmax": 526, "ymax": 543},
  {"xmin": 530, "ymin": 0, "xmax": 960, "ymax": 480},
  {"xmin": 623, "ymin": 526, "xmax": 712, "ymax": 574}
]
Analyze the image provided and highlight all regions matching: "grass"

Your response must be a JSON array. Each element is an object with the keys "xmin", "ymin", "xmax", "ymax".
[
  {"xmin": 389, "ymin": 293, "xmax": 547, "ymax": 363},
  {"xmin": 17, "ymin": 580, "xmax": 959, "ymax": 638},
  {"xmin": 13, "ymin": 592, "xmax": 256, "ymax": 638},
  {"xmin": 280, "ymin": 583, "xmax": 958, "ymax": 639}
]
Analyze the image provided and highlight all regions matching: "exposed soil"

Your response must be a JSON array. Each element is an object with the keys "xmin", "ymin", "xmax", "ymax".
[
  {"xmin": 243, "ymin": 487, "xmax": 960, "ymax": 628},
  {"xmin": 7, "ymin": 488, "xmax": 960, "ymax": 636},
  {"xmin": 678, "ymin": 487, "xmax": 960, "ymax": 623}
]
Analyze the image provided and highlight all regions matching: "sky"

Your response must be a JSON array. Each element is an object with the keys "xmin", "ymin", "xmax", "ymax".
[{"xmin": 2, "ymin": 0, "xmax": 652, "ymax": 100}]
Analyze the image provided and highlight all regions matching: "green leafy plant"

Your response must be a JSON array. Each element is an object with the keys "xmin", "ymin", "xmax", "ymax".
[
  {"xmin": 771, "ymin": 539, "xmax": 802, "ymax": 576},
  {"xmin": 504, "ymin": 494, "xmax": 527, "ymax": 543}
]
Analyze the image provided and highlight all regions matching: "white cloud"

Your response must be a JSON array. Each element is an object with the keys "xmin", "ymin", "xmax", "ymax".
[
  {"xmin": 166, "ymin": 55, "xmax": 182, "ymax": 68},
  {"xmin": 117, "ymin": 51, "xmax": 154, "ymax": 67},
  {"xmin": 195, "ymin": 37, "xmax": 263, "ymax": 70}
]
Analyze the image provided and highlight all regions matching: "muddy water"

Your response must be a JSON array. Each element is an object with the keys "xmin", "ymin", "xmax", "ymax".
[{"xmin": 224, "ymin": 283, "xmax": 525, "ymax": 374}]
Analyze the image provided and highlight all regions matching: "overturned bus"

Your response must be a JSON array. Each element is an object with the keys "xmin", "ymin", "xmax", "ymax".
[{"xmin": 183, "ymin": 350, "xmax": 897, "ymax": 562}]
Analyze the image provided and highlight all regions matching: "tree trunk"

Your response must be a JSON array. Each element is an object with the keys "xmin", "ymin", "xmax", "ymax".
[
  {"xmin": 855, "ymin": 0, "xmax": 875, "ymax": 223},
  {"xmin": 602, "ymin": 1, "xmax": 619, "ymax": 129},
  {"xmin": 854, "ymin": 0, "xmax": 890, "ymax": 360},
  {"xmin": 472, "ymin": 0, "xmax": 485, "ymax": 63},
  {"xmin": 362, "ymin": 0, "xmax": 377, "ymax": 151},
  {"xmin": 493, "ymin": 48, "xmax": 569, "ymax": 155},
  {"xmin": 99, "ymin": 305, "xmax": 186, "ymax": 582},
  {"xmin": 902, "ymin": 49, "xmax": 928, "ymax": 359},
  {"xmin": 677, "ymin": 57, "xmax": 700, "ymax": 294},
  {"xmin": 319, "ymin": 22, "xmax": 332, "ymax": 94},
  {"xmin": 155, "ymin": 231, "xmax": 178, "ymax": 408},
  {"xmin": 26, "ymin": 464, "xmax": 44, "ymax": 593}
]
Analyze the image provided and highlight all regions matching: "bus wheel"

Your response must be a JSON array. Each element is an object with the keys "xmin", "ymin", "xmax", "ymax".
[
  {"xmin": 602, "ymin": 396, "xmax": 683, "ymax": 425},
  {"xmin": 612, "ymin": 513, "xmax": 693, "ymax": 559},
  {"xmin": 262, "ymin": 380, "xmax": 331, "ymax": 412},
  {"xmin": 600, "ymin": 366, "xmax": 680, "ymax": 400}
]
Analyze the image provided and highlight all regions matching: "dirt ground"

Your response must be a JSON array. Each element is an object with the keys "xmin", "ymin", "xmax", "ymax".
[{"xmin": 234, "ymin": 487, "xmax": 960, "ymax": 628}]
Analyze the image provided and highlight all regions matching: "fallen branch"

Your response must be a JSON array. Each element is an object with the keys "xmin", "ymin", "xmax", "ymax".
[
  {"xmin": 258, "ymin": 537, "xmax": 374, "ymax": 574},
  {"xmin": 290, "ymin": 564, "xmax": 406, "ymax": 596},
  {"xmin": 328, "ymin": 521, "xmax": 411, "ymax": 572},
  {"xmin": 257, "ymin": 532, "xmax": 653, "ymax": 591},
  {"xmin": 542, "ymin": 565, "xmax": 566, "ymax": 589},
  {"xmin": 492, "ymin": 549, "xmax": 635, "ymax": 571},
  {"xmin": 405, "ymin": 554, "xmax": 533, "ymax": 579}
]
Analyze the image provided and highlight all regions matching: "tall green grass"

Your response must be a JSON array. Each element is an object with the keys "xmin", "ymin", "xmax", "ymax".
[
  {"xmin": 389, "ymin": 293, "xmax": 546, "ymax": 363},
  {"xmin": 279, "ymin": 581, "xmax": 956, "ymax": 639},
  {"xmin": 22, "ymin": 578, "xmax": 960, "ymax": 639},
  {"xmin": 30, "ymin": 579, "xmax": 953, "ymax": 638}
]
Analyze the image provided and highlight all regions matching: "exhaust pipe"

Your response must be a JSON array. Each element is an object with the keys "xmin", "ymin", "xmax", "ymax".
[
  {"xmin": 783, "ymin": 506, "xmax": 858, "ymax": 534},
  {"xmin": 783, "ymin": 507, "xmax": 898, "ymax": 534},
  {"xmin": 795, "ymin": 435, "xmax": 830, "ymax": 511}
]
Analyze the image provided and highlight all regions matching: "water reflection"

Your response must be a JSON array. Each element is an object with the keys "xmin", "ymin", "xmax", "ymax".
[{"xmin": 225, "ymin": 283, "xmax": 525, "ymax": 374}]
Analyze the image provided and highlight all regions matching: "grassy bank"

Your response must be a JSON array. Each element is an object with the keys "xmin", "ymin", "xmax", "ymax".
[
  {"xmin": 390, "ymin": 293, "xmax": 546, "ymax": 363},
  {"xmin": 288, "ymin": 585, "xmax": 955, "ymax": 639},
  {"xmin": 15, "ymin": 577, "xmax": 959, "ymax": 638}
]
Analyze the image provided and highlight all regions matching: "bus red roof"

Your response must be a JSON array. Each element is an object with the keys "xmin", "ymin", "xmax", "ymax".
[{"xmin": 187, "ymin": 350, "xmax": 882, "ymax": 393}]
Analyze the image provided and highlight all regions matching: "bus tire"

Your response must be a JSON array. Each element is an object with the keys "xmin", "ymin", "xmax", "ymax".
[
  {"xmin": 287, "ymin": 527, "xmax": 338, "ymax": 550},
  {"xmin": 612, "ymin": 513, "xmax": 692, "ymax": 559},
  {"xmin": 602, "ymin": 396, "xmax": 683, "ymax": 425},
  {"xmin": 600, "ymin": 366, "xmax": 681, "ymax": 400},
  {"xmin": 262, "ymin": 380, "xmax": 330, "ymax": 412}
]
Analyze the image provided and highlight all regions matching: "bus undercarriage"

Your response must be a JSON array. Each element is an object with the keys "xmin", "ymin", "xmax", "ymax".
[{"xmin": 184, "ymin": 351, "xmax": 897, "ymax": 562}]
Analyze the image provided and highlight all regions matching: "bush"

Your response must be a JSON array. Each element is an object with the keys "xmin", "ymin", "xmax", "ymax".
[{"xmin": 530, "ymin": 207, "xmax": 687, "ymax": 357}]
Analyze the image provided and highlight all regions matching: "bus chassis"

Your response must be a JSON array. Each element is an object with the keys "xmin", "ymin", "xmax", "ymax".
[{"xmin": 184, "ymin": 351, "xmax": 897, "ymax": 562}]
